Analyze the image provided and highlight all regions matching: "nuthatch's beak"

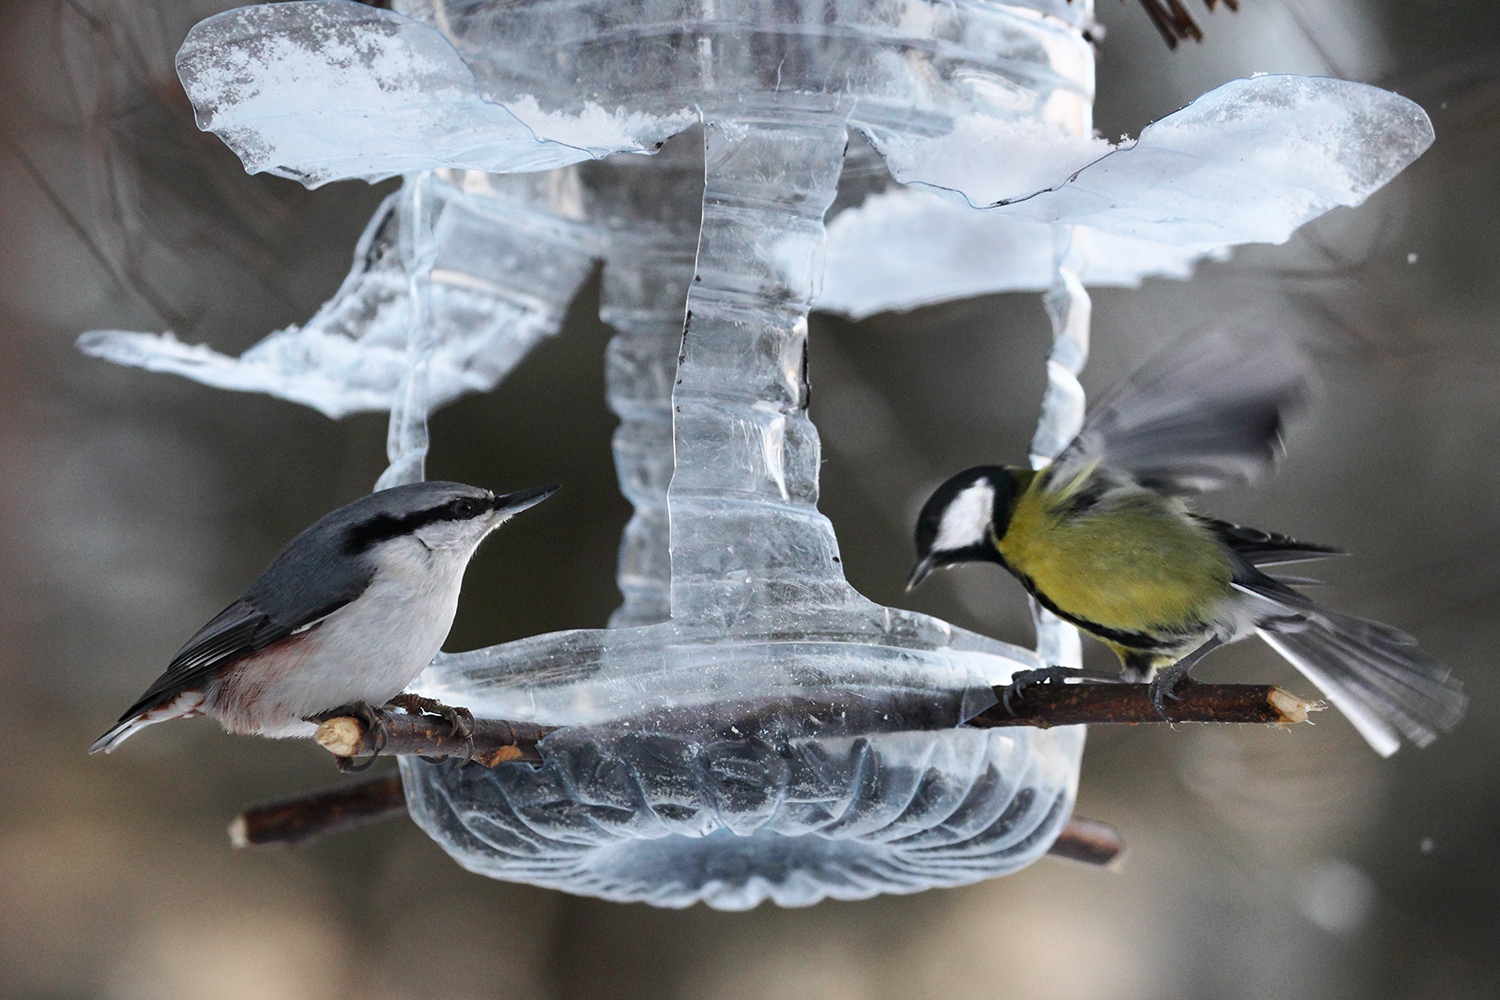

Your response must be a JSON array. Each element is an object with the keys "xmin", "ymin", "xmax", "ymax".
[
  {"xmin": 491, "ymin": 484, "xmax": 559, "ymax": 519},
  {"xmin": 906, "ymin": 555, "xmax": 935, "ymax": 591}
]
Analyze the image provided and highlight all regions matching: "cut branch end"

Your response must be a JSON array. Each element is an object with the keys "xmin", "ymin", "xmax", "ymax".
[{"xmin": 314, "ymin": 709, "xmax": 556, "ymax": 768}]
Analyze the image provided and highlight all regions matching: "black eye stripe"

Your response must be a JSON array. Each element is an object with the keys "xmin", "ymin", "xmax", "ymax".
[{"xmin": 344, "ymin": 497, "xmax": 486, "ymax": 553}]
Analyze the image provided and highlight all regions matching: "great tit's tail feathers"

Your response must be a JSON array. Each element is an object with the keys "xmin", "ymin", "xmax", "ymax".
[
  {"xmin": 1252, "ymin": 605, "xmax": 1466, "ymax": 756},
  {"xmin": 88, "ymin": 689, "xmax": 206, "ymax": 754}
]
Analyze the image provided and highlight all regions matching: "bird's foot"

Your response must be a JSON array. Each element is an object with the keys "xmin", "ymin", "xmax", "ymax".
[
  {"xmin": 387, "ymin": 693, "xmax": 475, "ymax": 740},
  {"xmin": 386, "ymin": 693, "xmax": 476, "ymax": 765},
  {"xmin": 1002, "ymin": 667, "xmax": 1131, "ymax": 715},
  {"xmin": 307, "ymin": 701, "xmax": 388, "ymax": 772},
  {"xmin": 1147, "ymin": 666, "xmax": 1200, "ymax": 721}
]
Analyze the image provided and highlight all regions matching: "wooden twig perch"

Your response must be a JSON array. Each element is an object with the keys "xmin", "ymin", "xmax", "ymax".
[
  {"xmin": 266, "ymin": 681, "xmax": 1312, "ymax": 856},
  {"xmin": 314, "ymin": 713, "xmax": 557, "ymax": 768},
  {"xmin": 310, "ymin": 682, "xmax": 1318, "ymax": 769},
  {"xmin": 970, "ymin": 681, "xmax": 1317, "ymax": 729},
  {"xmin": 231, "ymin": 771, "xmax": 1128, "ymax": 867}
]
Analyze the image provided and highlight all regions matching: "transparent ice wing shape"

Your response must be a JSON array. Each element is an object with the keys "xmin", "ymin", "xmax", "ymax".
[
  {"xmin": 1001, "ymin": 76, "xmax": 1434, "ymax": 244},
  {"xmin": 174, "ymin": 1, "xmax": 670, "ymax": 186},
  {"xmin": 823, "ymin": 75, "xmax": 1430, "ymax": 316},
  {"xmin": 878, "ymin": 75, "xmax": 1433, "ymax": 244},
  {"xmin": 819, "ymin": 186, "xmax": 1219, "ymax": 319},
  {"xmin": 79, "ymin": 169, "xmax": 599, "ymax": 419}
]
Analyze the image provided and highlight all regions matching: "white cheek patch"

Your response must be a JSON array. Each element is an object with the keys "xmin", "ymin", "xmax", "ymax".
[
  {"xmin": 933, "ymin": 481, "xmax": 995, "ymax": 553},
  {"xmin": 414, "ymin": 518, "xmax": 492, "ymax": 552}
]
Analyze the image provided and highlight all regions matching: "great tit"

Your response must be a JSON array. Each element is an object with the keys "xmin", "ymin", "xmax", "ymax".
[{"xmin": 908, "ymin": 332, "xmax": 1466, "ymax": 756}]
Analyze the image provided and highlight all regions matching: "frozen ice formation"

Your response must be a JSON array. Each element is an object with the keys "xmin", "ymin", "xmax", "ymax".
[
  {"xmin": 823, "ymin": 74, "xmax": 1434, "ymax": 317},
  {"xmin": 821, "ymin": 189, "xmax": 1219, "ymax": 319},
  {"xmin": 82, "ymin": 17, "xmax": 1433, "ymax": 395},
  {"xmin": 172, "ymin": 2, "xmax": 690, "ymax": 185},
  {"xmin": 80, "ymin": 0, "xmax": 1434, "ymax": 907},
  {"xmin": 82, "ymin": 173, "xmax": 599, "ymax": 418}
]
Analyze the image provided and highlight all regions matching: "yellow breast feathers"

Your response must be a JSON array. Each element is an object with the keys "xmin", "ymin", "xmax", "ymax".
[{"xmin": 996, "ymin": 476, "xmax": 1232, "ymax": 637}]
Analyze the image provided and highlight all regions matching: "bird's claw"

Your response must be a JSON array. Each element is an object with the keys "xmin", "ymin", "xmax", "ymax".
[
  {"xmin": 1000, "ymin": 667, "xmax": 1117, "ymax": 715},
  {"xmin": 386, "ymin": 694, "xmax": 476, "ymax": 765},
  {"xmin": 1147, "ymin": 669, "xmax": 1197, "ymax": 721}
]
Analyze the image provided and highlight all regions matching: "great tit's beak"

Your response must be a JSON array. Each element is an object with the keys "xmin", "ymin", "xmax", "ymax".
[
  {"xmin": 906, "ymin": 554, "xmax": 935, "ymax": 591},
  {"xmin": 490, "ymin": 484, "xmax": 559, "ymax": 518}
]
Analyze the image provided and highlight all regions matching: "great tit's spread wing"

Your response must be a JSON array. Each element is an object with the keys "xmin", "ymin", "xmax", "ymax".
[
  {"xmin": 1198, "ymin": 517, "xmax": 1344, "ymax": 566},
  {"xmin": 1053, "ymin": 329, "xmax": 1312, "ymax": 496}
]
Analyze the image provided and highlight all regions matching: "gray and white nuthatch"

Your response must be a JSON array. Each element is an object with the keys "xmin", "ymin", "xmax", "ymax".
[{"xmin": 90, "ymin": 480, "xmax": 556, "ymax": 754}]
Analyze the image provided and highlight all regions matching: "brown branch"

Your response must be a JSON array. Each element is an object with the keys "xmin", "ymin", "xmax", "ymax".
[
  {"xmin": 231, "ymin": 773, "xmax": 1128, "ymax": 867},
  {"xmin": 311, "ymin": 682, "xmax": 1318, "ymax": 770},
  {"xmin": 314, "ymin": 712, "xmax": 558, "ymax": 768},
  {"xmin": 1048, "ymin": 816, "xmax": 1126, "ymax": 868},
  {"xmin": 230, "ymin": 773, "xmax": 406, "ymax": 848},
  {"xmin": 970, "ymin": 681, "xmax": 1318, "ymax": 729},
  {"xmin": 1135, "ymin": 0, "xmax": 1240, "ymax": 51},
  {"xmin": 241, "ymin": 681, "xmax": 1308, "ymax": 859}
]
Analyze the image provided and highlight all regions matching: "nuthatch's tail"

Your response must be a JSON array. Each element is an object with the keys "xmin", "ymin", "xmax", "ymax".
[{"xmin": 89, "ymin": 689, "xmax": 205, "ymax": 754}]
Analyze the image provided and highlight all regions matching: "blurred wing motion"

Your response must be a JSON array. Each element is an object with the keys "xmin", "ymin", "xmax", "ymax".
[
  {"xmin": 1236, "ymin": 576, "xmax": 1468, "ymax": 757},
  {"xmin": 1052, "ymin": 328, "xmax": 1312, "ymax": 495}
]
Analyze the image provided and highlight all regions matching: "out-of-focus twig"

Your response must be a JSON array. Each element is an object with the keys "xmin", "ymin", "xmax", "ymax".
[
  {"xmin": 231, "ymin": 772, "xmax": 1129, "ymax": 866},
  {"xmin": 1135, "ymin": 0, "xmax": 1240, "ymax": 50},
  {"xmin": 1047, "ymin": 816, "xmax": 1126, "ymax": 867},
  {"xmin": 230, "ymin": 773, "xmax": 406, "ymax": 848}
]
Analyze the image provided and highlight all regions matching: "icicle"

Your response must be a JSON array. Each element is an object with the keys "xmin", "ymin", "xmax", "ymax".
[
  {"xmin": 376, "ymin": 172, "xmax": 440, "ymax": 490},
  {"xmin": 1029, "ymin": 226, "xmax": 1091, "ymax": 670}
]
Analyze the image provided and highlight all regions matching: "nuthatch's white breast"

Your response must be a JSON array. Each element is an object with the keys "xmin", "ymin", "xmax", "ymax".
[{"xmin": 91, "ymin": 481, "xmax": 556, "ymax": 754}]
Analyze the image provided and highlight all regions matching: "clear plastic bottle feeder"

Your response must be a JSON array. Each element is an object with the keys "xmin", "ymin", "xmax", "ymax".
[{"xmin": 82, "ymin": 0, "xmax": 1432, "ymax": 908}]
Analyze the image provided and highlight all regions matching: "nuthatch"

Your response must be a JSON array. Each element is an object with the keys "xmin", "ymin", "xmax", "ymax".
[{"xmin": 90, "ymin": 481, "xmax": 556, "ymax": 754}]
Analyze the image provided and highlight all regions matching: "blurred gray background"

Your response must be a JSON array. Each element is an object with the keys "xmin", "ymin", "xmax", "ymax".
[{"xmin": 2, "ymin": 1, "xmax": 1497, "ymax": 998}]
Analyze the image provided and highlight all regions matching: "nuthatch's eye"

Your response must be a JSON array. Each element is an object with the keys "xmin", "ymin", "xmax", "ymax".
[{"xmin": 452, "ymin": 499, "xmax": 478, "ymax": 519}]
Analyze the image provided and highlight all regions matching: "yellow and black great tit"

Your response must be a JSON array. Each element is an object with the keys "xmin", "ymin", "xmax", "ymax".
[{"xmin": 908, "ymin": 333, "xmax": 1466, "ymax": 756}]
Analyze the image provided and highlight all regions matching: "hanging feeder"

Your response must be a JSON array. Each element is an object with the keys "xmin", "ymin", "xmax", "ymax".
[{"xmin": 82, "ymin": 0, "xmax": 1432, "ymax": 909}]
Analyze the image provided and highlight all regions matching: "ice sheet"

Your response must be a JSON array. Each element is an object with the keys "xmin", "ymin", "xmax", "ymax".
[
  {"xmin": 176, "ymin": 2, "xmax": 687, "ymax": 186},
  {"xmin": 81, "ymin": 170, "xmax": 598, "ymax": 418},
  {"xmin": 874, "ymin": 75, "xmax": 1432, "ymax": 244},
  {"xmin": 819, "ymin": 186, "xmax": 1220, "ymax": 318},
  {"xmin": 822, "ymin": 75, "xmax": 1429, "ymax": 317}
]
